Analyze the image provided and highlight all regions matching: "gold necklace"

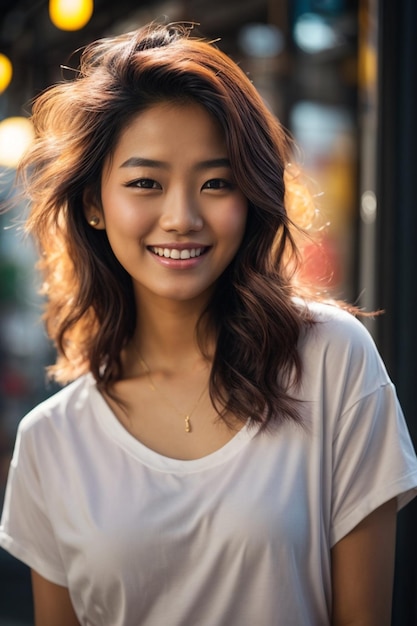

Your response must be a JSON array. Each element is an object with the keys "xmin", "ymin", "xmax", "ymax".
[{"xmin": 138, "ymin": 354, "xmax": 208, "ymax": 433}]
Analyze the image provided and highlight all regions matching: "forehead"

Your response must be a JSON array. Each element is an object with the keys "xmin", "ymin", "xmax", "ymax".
[{"xmin": 111, "ymin": 101, "xmax": 227, "ymax": 160}]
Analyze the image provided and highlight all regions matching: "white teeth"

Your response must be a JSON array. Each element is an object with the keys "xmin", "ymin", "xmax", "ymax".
[{"xmin": 150, "ymin": 247, "xmax": 205, "ymax": 259}]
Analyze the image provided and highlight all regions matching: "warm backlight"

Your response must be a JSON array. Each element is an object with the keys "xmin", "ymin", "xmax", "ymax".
[
  {"xmin": 49, "ymin": 0, "xmax": 94, "ymax": 31},
  {"xmin": 0, "ymin": 117, "xmax": 35, "ymax": 169}
]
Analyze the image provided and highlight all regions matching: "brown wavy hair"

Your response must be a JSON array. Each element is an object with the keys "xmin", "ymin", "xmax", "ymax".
[{"xmin": 18, "ymin": 22, "xmax": 321, "ymax": 427}]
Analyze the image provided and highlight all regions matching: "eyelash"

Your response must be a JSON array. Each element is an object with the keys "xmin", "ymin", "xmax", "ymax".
[
  {"xmin": 203, "ymin": 179, "xmax": 234, "ymax": 190},
  {"xmin": 124, "ymin": 178, "xmax": 235, "ymax": 191},
  {"xmin": 125, "ymin": 178, "xmax": 161, "ymax": 189}
]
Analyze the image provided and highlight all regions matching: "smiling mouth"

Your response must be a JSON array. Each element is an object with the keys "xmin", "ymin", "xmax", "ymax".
[{"xmin": 148, "ymin": 246, "xmax": 209, "ymax": 260}]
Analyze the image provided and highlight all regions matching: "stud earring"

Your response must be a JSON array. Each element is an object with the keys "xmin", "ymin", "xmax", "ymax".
[{"xmin": 88, "ymin": 216, "xmax": 100, "ymax": 227}]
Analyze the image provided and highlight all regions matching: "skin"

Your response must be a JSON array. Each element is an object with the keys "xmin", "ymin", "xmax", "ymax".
[
  {"xmin": 32, "ymin": 102, "xmax": 398, "ymax": 624},
  {"xmin": 331, "ymin": 498, "xmax": 397, "ymax": 626},
  {"xmin": 87, "ymin": 101, "xmax": 249, "ymax": 460},
  {"xmin": 31, "ymin": 571, "xmax": 79, "ymax": 626},
  {"xmin": 90, "ymin": 101, "xmax": 248, "ymax": 308}
]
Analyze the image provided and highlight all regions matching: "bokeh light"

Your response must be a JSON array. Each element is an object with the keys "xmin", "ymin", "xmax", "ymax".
[
  {"xmin": 0, "ymin": 53, "xmax": 13, "ymax": 93},
  {"xmin": 49, "ymin": 0, "xmax": 94, "ymax": 31},
  {"xmin": 0, "ymin": 117, "xmax": 35, "ymax": 168}
]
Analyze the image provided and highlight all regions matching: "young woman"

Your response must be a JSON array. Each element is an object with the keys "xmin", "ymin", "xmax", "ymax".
[{"xmin": 1, "ymin": 22, "xmax": 416, "ymax": 626}]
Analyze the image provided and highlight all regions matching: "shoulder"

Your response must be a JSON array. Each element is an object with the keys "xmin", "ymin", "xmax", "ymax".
[
  {"xmin": 296, "ymin": 301, "xmax": 391, "ymax": 400},
  {"xmin": 298, "ymin": 300, "xmax": 383, "ymax": 358},
  {"xmin": 300, "ymin": 300, "xmax": 376, "ymax": 344},
  {"xmin": 17, "ymin": 374, "xmax": 94, "ymax": 441}
]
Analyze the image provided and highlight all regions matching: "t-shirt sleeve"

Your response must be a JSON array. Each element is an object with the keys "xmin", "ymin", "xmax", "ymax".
[
  {"xmin": 330, "ymin": 378, "xmax": 417, "ymax": 547},
  {"xmin": 0, "ymin": 421, "xmax": 68, "ymax": 586},
  {"xmin": 306, "ymin": 307, "xmax": 417, "ymax": 547}
]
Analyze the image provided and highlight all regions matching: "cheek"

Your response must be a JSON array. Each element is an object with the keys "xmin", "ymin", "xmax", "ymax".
[
  {"xmin": 102, "ymin": 195, "xmax": 151, "ymax": 235},
  {"xmin": 217, "ymin": 201, "xmax": 248, "ymax": 243}
]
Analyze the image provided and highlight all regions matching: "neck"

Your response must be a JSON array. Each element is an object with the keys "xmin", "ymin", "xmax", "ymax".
[{"xmin": 131, "ymin": 296, "xmax": 214, "ymax": 374}]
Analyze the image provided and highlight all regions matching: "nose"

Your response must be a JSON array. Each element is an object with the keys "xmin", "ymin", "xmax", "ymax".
[{"xmin": 159, "ymin": 188, "xmax": 203, "ymax": 234}]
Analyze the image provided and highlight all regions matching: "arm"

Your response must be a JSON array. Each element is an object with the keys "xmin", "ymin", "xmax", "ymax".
[
  {"xmin": 331, "ymin": 498, "xmax": 397, "ymax": 626},
  {"xmin": 31, "ymin": 570, "xmax": 80, "ymax": 626}
]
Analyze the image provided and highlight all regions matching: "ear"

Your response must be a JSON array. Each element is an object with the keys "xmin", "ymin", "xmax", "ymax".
[{"xmin": 83, "ymin": 188, "xmax": 106, "ymax": 230}]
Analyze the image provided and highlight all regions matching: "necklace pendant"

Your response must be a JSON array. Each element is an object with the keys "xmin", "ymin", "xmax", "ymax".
[{"xmin": 185, "ymin": 415, "xmax": 191, "ymax": 433}]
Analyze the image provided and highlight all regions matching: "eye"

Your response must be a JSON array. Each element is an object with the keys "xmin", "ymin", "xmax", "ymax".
[
  {"xmin": 125, "ymin": 178, "xmax": 162, "ymax": 189},
  {"xmin": 202, "ymin": 178, "xmax": 234, "ymax": 191}
]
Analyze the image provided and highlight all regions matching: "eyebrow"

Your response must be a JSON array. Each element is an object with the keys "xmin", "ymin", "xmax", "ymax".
[{"xmin": 119, "ymin": 157, "xmax": 231, "ymax": 170}]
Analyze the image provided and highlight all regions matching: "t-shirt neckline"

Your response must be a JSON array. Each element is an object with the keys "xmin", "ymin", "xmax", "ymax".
[{"xmin": 86, "ymin": 374, "xmax": 259, "ymax": 474}]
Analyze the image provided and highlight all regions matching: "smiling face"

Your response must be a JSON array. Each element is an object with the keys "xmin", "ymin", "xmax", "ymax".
[{"xmin": 86, "ymin": 101, "xmax": 248, "ymax": 311}]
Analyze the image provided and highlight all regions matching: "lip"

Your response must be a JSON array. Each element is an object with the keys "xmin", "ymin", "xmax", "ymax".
[{"xmin": 148, "ymin": 243, "xmax": 209, "ymax": 249}]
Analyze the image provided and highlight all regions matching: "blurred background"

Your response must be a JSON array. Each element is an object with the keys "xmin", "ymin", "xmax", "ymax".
[{"xmin": 0, "ymin": 0, "xmax": 416, "ymax": 624}]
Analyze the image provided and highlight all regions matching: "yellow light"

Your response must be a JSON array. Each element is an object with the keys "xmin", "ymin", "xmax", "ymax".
[
  {"xmin": 49, "ymin": 0, "xmax": 94, "ymax": 31},
  {"xmin": 0, "ymin": 117, "xmax": 35, "ymax": 169},
  {"xmin": 0, "ymin": 53, "xmax": 13, "ymax": 93}
]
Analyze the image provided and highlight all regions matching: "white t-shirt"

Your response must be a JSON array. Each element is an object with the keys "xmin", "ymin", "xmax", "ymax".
[{"xmin": 1, "ymin": 303, "xmax": 417, "ymax": 626}]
